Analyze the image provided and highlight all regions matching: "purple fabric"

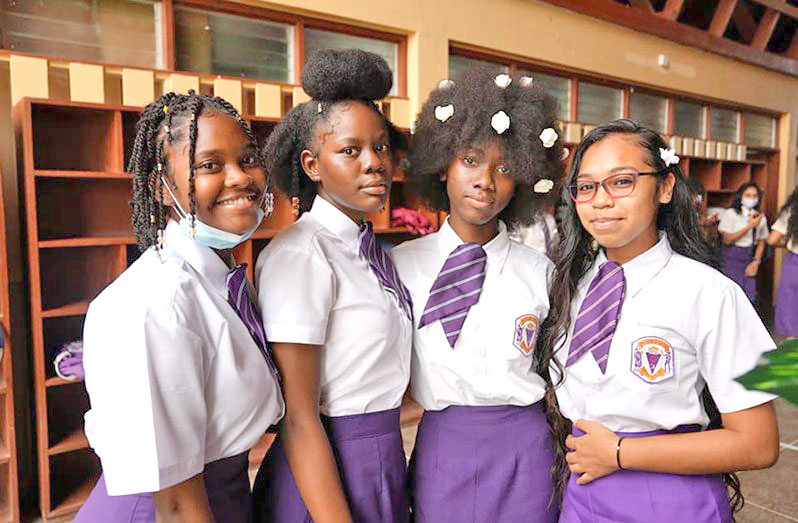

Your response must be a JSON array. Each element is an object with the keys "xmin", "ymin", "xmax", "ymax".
[
  {"xmin": 776, "ymin": 252, "xmax": 798, "ymax": 337},
  {"xmin": 253, "ymin": 407, "xmax": 408, "ymax": 523},
  {"xmin": 227, "ymin": 264, "xmax": 278, "ymax": 376},
  {"xmin": 75, "ymin": 452, "xmax": 252, "ymax": 523},
  {"xmin": 541, "ymin": 221, "xmax": 552, "ymax": 258},
  {"xmin": 566, "ymin": 261, "xmax": 626, "ymax": 373},
  {"xmin": 409, "ymin": 403, "xmax": 557, "ymax": 523},
  {"xmin": 721, "ymin": 246, "xmax": 757, "ymax": 302},
  {"xmin": 359, "ymin": 221, "xmax": 413, "ymax": 319},
  {"xmin": 560, "ymin": 426, "xmax": 731, "ymax": 523},
  {"xmin": 418, "ymin": 243, "xmax": 487, "ymax": 348}
]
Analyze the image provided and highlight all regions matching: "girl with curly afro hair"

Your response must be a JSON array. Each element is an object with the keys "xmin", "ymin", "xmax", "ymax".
[
  {"xmin": 252, "ymin": 49, "xmax": 413, "ymax": 523},
  {"xmin": 389, "ymin": 67, "xmax": 565, "ymax": 522}
]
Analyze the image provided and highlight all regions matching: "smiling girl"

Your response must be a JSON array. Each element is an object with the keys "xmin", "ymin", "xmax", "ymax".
[{"xmin": 543, "ymin": 119, "xmax": 779, "ymax": 522}]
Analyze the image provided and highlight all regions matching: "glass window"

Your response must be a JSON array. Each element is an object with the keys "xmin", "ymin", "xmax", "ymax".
[
  {"xmin": 175, "ymin": 6, "xmax": 293, "ymax": 83},
  {"xmin": 629, "ymin": 91, "xmax": 667, "ymax": 133},
  {"xmin": 305, "ymin": 28, "xmax": 398, "ymax": 95},
  {"xmin": 578, "ymin": 81, "xmax": 622, "ymax": 125},
  {"xmin": 519, "ymin": 70, "xmax": 570, "ymax": 121},
  {"xmin": 744, "ymin": 112, "xmax": 775, "ymax": 148},
  {"xmin": 711, "ymin": 107, "xmax": 739, "ymax": 143},
  {"xmin": 674, "ymin": 100, "xmax": 705, "ymax": 138},
  {"xmin": 448, "ymin": 54, "xmax": 507, "ymax": 79},
  {"xmin": 0, "ymin": 0, "xmax": 162, "ymax": 68}
]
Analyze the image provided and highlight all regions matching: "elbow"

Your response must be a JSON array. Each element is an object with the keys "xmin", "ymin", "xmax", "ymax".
[{"xmin": 758, "ymin": 443, "xmax": 780, "ymax": 469}]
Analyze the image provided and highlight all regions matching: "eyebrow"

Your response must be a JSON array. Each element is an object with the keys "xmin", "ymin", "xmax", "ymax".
[{"xmin": 577, "ymin": 165, "xmax": 645, "ymax": 178}]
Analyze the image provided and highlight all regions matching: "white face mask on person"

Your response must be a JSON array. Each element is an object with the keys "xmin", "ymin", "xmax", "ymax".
[
  {"xmin": 161, "ymin": 178, "xmax": 269, "ymax": 250},
  {"xmin": 741, "ymin": 197, "xmax": 759, "ymax": 209}
]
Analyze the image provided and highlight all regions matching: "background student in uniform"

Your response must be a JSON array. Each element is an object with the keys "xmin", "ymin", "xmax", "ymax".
[
  {"xmin": 718, "ymin": 182, "xmax": 769, "ymax": 302},
  {"xmin": 541, "ymin": 119, "xmax": 779, "ymax": 523},
  {"xmin": 768, "ymin": 185, "xmax": 798, "ymax": 339},
  {"xmin": 391, "ymin": 68, "xmax": 563, "ymax": 522},
  {"xmin": 252, "ymin": 49, "xmax": 412, "ymax": 523},
  {"xmin": 77, "ymin": 92, "xmax": 284, "ymax": 522},
  {"xmin": 510, "ymin": 204, "xmax": 559, "ymax": 258}
]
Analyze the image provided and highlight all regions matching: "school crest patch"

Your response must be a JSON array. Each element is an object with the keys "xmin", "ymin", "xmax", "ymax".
[
  {"xmin": 631, "ymin": 336, "xmax": 674, "ymax": 384},
  {"xmin": 513, "ymin": 314, "xmax": 540, "ymax": 356}
]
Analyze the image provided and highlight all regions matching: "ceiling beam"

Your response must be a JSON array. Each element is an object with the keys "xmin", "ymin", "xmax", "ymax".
[
  {"xmin": 710, "ymin": 0, "xmax": 740, "ymax": 37},
  {"xmin": 659, "ymin": 0, "xmax": 686, "ymax": 21},
  {"xmin": 732, "ymin": 1, "xmax": 758, "ymax": 43},
  {"xmin": 627, "ymin": 0, "xmax": 655, "ymax": 12},
  {"xmin": 752, "ymin": 0, "xmax": 798, "ymax": 19},
  {"xmin": 751, "ymin": 8, "xmax": 781, "ymax": 50}
]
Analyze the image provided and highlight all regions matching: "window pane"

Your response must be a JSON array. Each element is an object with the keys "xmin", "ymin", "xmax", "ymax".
[
  {"xmin": 175, "ymin": 6, "xmax": 292, "ymax": 83},
  {"xmin": 0, "ymin": 0, "xmax": 161, "ymax": 68},
  {"xmin": 629, "ymin": 91, "xmax": 667, "ymax": 133},
  {"xmin": 304, "ymin": 28, "xmax": 398, "ymax": 96},
  {"xmin": 711, "ymin": 107, "xmax": 739, "ymax": 143},
  {"xmin": 448, "ymin": 54, "xmax": 507, "ymax": 79},
  {"xmin": 674, "ymin": 100, "xmax": 705, "ymax": 138},
  {"xmin": 578, "ymin": 82, "xmax": 622, "ymax": 125},
  {"xmin": 519, "ymin": 70, "xmax": 570, "ymax": 121},
  {"xmin": 744, "ymin": 112, "xmax": 775, "ymax": 148}
]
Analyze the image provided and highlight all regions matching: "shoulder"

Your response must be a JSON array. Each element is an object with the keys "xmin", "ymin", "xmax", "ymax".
[
  {"xmin": 664, "ymin": 252, "xmax": 739, "ymax": 297},
  {"xmin": 265, "ymin": 214, "xmax": 327, "ymax": 253},
  {"xmin": 255, "ymin": 215, "xmax": 337, "ymax": 282},
  {"xmin": 390, "ymin": 233, "xmax": 439, "ymax": 265},
  {"xmin": 503, "ymin": 239, "xmax": 554, "ymax": 281}
]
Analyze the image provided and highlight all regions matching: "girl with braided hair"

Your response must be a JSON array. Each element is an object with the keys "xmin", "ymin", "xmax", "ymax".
[
  {"xmin": 76, "ymin": 91, "xmax": 283, "ymax": 522},
  {"xmin": 252, "ymin": 49, "xmax": 411, "ymax": 522}
]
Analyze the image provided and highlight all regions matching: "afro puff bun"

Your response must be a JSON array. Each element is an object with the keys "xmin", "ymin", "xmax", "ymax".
[{"xmin": 301, "ymin": 48, "xmax": 393, "ymax": 102}]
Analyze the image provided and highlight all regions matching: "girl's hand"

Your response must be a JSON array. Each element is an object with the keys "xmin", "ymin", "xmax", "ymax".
[
  {"xmin": 564, "ymin": 419, "xmax": 620, "ymax": 485},
  {"xmin": 745, "ymin": 260, "xmax": 760, "ymax": 278},
  {"xmin": 748, "ymin": 213, "xmax": 763, "ymax": 228}
]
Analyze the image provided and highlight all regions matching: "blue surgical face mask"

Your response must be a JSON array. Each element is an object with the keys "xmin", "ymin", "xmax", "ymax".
[
  {"xmin": 162, "ymin": 178, "xmax": 268, "ymax": 250},
  {"xmin": 741, "ymin": 196, "xmax": 759, "ymax": 209}
]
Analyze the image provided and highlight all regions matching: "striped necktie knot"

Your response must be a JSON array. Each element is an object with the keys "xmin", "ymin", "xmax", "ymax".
[
  {"xmin": 226, "ymin": 265, "xmax": 279, "ymax": 378},
  {"xmin": 358, "ymin": 222, "xmax": 413, "ymax": 320},
  {"xmin": 418, "ymin": 243, "xmax": 487, "ymax": 348},
  {"xmin": 565, "ymin": 260, "xmax": 626, "ymax": 373}
]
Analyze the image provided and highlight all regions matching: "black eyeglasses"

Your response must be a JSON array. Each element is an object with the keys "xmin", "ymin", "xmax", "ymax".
[{"xmin": 568, "ymin": 170, "xmax": 668, "ymax": 203}]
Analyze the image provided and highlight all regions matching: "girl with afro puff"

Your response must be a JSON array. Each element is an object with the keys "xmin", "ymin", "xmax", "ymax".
[
  {"xmin": 389, "ymin": 68, "xmax": 564, "ymax": 522},
  {"xmin": 252, "ymin": 49, "xmax": 412, "ymax": 522}
]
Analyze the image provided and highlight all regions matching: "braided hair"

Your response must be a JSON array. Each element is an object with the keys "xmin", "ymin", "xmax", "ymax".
[
  {"xmin": 128, "ymin": 90, "xmax": 259, "ymax": 251},
  {"xmin": 263, "ymin": 48, "xmax": 404, "ymax": 215}
]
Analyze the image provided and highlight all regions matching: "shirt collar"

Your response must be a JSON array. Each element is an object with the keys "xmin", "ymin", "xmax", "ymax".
[
  {"xmin": 590, "ymin": 232, "xmax": 672, "ymax": 300},
  {"xmin": 163, "ymin": 220, "xmax": 232, "ymax": 298},
  {"xmin": 437, "ymin": 217, "xmax": 511, "ymax": 273},
  {"xmin": 307, "ymin": 195, "xmax": 361, "ymax": 251}
]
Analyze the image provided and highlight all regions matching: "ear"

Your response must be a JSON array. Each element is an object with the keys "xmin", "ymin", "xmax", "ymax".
[
  {"xmin": 300, "ymin": 149, "xmax": 321, "ymax": 183},
  {"xmin": 657, "ymin": 173, "xmax": 676, "ymax": 204}
]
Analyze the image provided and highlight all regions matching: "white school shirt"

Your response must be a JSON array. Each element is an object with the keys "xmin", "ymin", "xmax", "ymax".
[
  {"xmin": 772, "ymin": 209, "xmax": 797, "ymax": 254},
  {"xmin": 718, "ymin": 207, "xmax": 769, "ymax": 247},
  {"xmin": 83, "ymin": 220, "xmax": 284, "ymax": 496},
  {"xmin": 509, "ymin": 213, "xmax": 558, "ymax": 258},
  {"xmin": 255, "ymin": 195, "xmax": 412, "ymax": 417},
  {"xmin": 390, "ymin": 218, "xmax": 553, "ymax": 411},
  {"xmin": 553, "ymin": 235, "xmax": 775, "ymax": 433}
]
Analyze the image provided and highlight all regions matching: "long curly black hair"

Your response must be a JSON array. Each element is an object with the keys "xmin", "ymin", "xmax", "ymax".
[
  {"xmin": 263, "ymin": 48, "xmax": 405, "ymax": 214},
  {"xmin": 406, "ymin": 66, "xmax": 564, "ymax": 230},
  {"xmin": 128, "ymin": 90, "xmax": 258, "ymax": 251}
]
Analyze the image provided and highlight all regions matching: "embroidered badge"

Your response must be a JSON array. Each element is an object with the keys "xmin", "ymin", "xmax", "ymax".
[
  {"xmin": 631, "ymin": 336, "xmax": 674, "ymax": 384},
  {"xmin": 513, "ymin": 314, "xmax": 540, "ymax": 356}
]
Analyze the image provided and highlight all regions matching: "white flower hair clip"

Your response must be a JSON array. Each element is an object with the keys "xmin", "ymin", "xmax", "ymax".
[
  {"xmin": 660, "ymin": 147, "xmax": 680, "ymax": 166},
  {"xmin": 539, "ymin": 128, "xmax": 558, "ymax": 148},
  {"xmin": 519, "ymin": 76, "xmax": 534, "ymax": 87},
  {"xmin": 434, "ymin": 104, "xmax": 454, "ymax": 123},
  {"xmin": 438, "ymin": 79, "xmax": 455, "ymax": 90},
  {"xmin": 494, "ymin": 74, "xmax": 512, "ymax": 88},
  {"xmin": 491, "ymin": 110, "xmax": 510, "ymax": 134},
  {"xmin": 561, "ymin": 148, "xmax": 570, "ymax": 160},
  {"xmin": 533, "ymin": 179, "xmax": 554, "ymax": 194}
]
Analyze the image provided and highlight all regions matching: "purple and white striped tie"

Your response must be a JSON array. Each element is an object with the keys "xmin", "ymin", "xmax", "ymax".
[
  {"xmin": 358, "ymin": 222, "xmax": 413, "ymax": 320},
  {"xmin": 418, "ymin": 243, "xmax": 487, "ymax": 348},
  {"xmin": 226, "ymin": 265, "xmax": 279, "ymax": 377},
  {"xmin": 566, "ymin": 261, "xmax": 626, "ymax": 373}
]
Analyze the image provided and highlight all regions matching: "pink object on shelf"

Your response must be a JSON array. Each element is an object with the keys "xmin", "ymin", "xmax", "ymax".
[{"xmin": 391, "ymin": 208, "xmax": 435, "ymax": 236}]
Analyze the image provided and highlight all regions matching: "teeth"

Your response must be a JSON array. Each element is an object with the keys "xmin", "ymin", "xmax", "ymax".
[{"xmin": 220, "ymin": 195, "xmax": 255, "ymax": 206}]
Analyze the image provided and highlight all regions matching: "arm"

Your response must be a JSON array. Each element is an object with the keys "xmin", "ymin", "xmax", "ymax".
[
  {"xmin": 721, "ymin": 213, "xmax": 762, "ymax": 246},
  {"xmin": 745, "ymin": 239, "xmax": 767, "ymax": 277},
  {"xmin": 152, "ymin": 474, "xmax": 213, "ymax": 523},
  {"xmin": 565, "ymin": 401, "xmax": 778, "ymax": 484},
  {"xmin": 274, "ymin": 342, "xmax": 354, "ymax": 523},
  {"xmin": 768, "ymin": 229, "xmax": 786, "ymax": 247}
]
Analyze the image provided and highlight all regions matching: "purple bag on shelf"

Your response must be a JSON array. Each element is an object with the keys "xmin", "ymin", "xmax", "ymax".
[{"xmin": 54, "ymin": 340, "xmax": 84, "ymax": 382}]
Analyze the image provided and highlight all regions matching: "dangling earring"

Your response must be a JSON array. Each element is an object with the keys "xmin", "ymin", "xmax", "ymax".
[
  {"xmin": 262, "ymin": 192, "xmax": 274, "ymax": 216},
  {"xmin": 591, "ymin": 238, "xmax": 599, "ymax": 251},
  {"xmin": 291, "ymin": 196, "xmax": 300, "ymax": 218}
]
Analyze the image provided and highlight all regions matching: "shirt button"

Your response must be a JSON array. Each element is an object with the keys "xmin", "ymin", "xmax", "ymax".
[{"xmin": 474, "ymin": 325, "xmax": 481, "ymax": 331}]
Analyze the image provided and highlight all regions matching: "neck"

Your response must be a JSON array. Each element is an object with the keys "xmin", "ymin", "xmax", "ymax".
[
  {"xmin": 604, "ymin": 227, "xmax": 658, "ymax": 265},
  {"xmin": 448, "ymin": 214, "xmax": 500, "ymax": 245},
  {"xmin": 318, "ymin": 190, "xmax": 365, "ymax": 224}
]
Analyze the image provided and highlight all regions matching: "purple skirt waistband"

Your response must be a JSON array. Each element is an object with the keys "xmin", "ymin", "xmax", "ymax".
[
  {"xmin": 320, "ymin": 406, "xmax": 401, "ymax": 441},
  {"xmin": 422, "ymin": 401, "xmax": 545, "ymax": 425}
]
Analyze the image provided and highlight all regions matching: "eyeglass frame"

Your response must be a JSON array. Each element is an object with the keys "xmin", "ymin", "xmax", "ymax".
[{"xmin": 568, "ymin": 168, "xmax": 670, "ymax": 203}]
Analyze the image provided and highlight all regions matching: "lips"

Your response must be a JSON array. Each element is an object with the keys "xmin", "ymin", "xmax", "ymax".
[
  {"xmin": 361, "ymin": 181, "xmax": 388, "ymax": 196},
  {"xmin": 465, "ymin": 194, "xmax": 494, "ymax": 209},
  {"xmin": 590, "ymin": 217, "xmax": 622, "ymax": 231}
]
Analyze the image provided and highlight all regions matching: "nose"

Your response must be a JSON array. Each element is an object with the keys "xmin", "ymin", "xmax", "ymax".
[
  {"xmin": 473, "ymin": 165, "xmax": 496, "ymax": 192},
  {"xmin": 591, "ymin": 182, "xmax": 614, "ymax": 208},
  {"xmin": 224, "ymin": 162, "xmax": 254, "ymax": 188},
  {"xmin": 362, "ymin": 148, "xmax": 385, "ymax": 174}
]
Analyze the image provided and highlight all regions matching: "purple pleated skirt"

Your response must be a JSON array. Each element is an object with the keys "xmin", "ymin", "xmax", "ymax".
[
  {"xmin": 75, "ymin": 452, "xmax": 252, "ymax": 523},
  {"xmin": 776, "ymin": 252, "xmax": 798, "ymax": 337},
  {"xmin": 559, "ymin": 426, "xmax": 731, "ymax": 523},
  {"xmin": 409, "ymin": 402, "xmax": 557, "ymax": 523},
  {"xmin": 253, "ymin": 407, "xmax": 408, "ymax": 523},
  {"xmin": 722, "ymin": 246, "xmax": 757, "ymax": 302}
]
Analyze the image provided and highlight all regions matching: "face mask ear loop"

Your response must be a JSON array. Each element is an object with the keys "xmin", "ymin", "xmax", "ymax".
[{"xmin": 161, "ymin": 176, "xmax": 189, "ymax": 221}]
